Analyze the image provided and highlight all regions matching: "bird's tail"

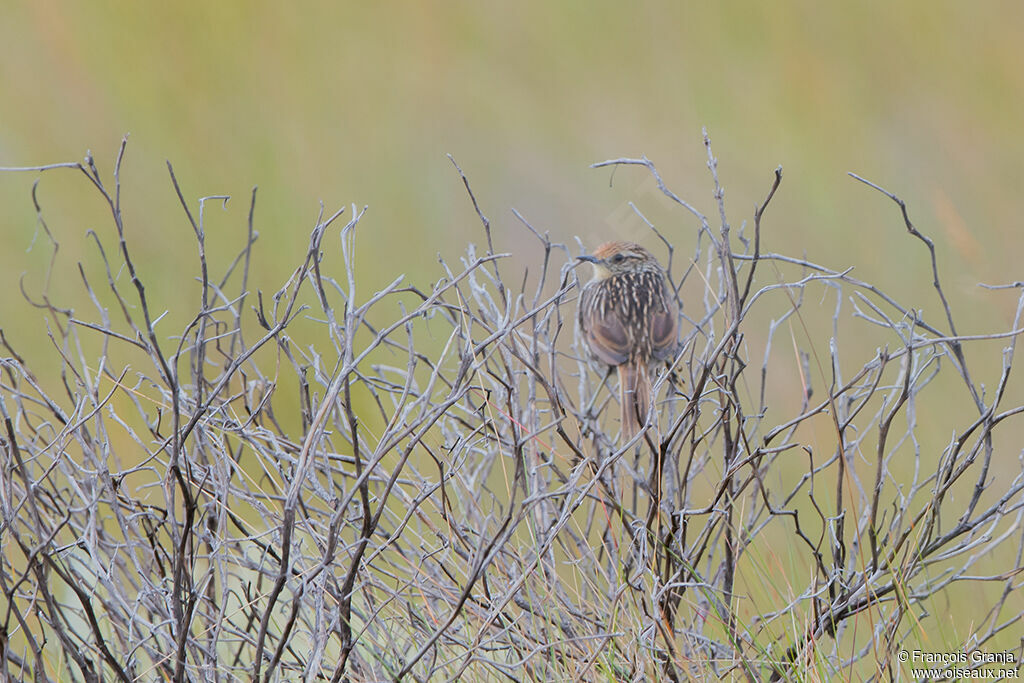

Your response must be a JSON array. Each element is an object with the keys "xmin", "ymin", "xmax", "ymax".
[{"xmin": 618, "ymin": 362, "xmax": 652, "ymax": 443}]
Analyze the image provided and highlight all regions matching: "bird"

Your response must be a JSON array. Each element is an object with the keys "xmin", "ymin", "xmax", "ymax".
[{"xmin": 577, "ymin": 241, "xmax": 679, "ymax": 442}]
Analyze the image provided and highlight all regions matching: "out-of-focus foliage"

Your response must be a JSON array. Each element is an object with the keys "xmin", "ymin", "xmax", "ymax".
[{"xmin": 2, "ymin": 2, "xmax": 1022, "ymax": 306}]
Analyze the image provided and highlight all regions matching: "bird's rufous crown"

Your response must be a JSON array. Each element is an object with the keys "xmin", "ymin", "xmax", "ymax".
[{"xmin": 591, "ymin": 241, "xmax": 655, "ymax": 260}]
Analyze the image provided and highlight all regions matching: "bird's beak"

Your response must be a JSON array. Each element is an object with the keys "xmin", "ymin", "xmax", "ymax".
[{"xmin": 576, "ymin": 255, "xmax": 599, "ymax": 265}]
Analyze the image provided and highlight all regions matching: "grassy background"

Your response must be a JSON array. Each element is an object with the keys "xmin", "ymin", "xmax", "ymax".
[
  {"xmin": 3, "ymin": 2, "xmax": 1023, "ymax": 301},
  {"xmin": 2, "ymin": 1, "xmax": 1023, "ymax": 672}
]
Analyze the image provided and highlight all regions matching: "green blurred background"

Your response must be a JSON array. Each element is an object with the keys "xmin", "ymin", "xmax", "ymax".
[
  {"xmin": 3, "ymin": 0, "xmax": 1024, "ymax": 666},
  {"xmin": 2, "ymin": 1, "xmax": 1022, "ymax": 306}
]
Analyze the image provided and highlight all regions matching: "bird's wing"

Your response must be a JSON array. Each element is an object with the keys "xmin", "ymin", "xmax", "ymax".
[
  {"xmin": 649, "ymin": 301, "xmax": 679, "ymax": 362},
  {"xmin": 587, "ymin": 311, "xmax": 631, "ymax": 366}
]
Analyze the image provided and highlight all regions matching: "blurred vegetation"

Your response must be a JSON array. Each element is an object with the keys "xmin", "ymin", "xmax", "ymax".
[{"xmin": 3, "ymin": 2, "xmax": 1023, "ymax": 301}]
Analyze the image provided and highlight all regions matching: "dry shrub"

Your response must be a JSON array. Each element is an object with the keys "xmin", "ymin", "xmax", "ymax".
[{"xmin": 2, "ymin": 135, "xmax": 1023, "ymax": 681}]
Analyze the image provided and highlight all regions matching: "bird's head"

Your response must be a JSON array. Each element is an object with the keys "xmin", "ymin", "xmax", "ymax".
[{"xmin": 577, "ymin": 241, "xmax": 659, "ymax": 279}]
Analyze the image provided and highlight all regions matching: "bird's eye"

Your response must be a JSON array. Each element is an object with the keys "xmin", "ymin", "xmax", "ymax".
[{"xmin": 611, "ymin": 254, "xmax": 625, "ymax": 264}]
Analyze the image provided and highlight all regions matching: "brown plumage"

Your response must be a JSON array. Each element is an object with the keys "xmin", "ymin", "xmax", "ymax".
[{"xmin": 577, "ymin": 241, "xmax": 679, "ymax": 442}]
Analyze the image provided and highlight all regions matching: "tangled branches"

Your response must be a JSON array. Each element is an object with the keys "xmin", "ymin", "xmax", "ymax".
[{"xmin": 2, "ymin": 135, "xmax": 1023, "ymax": 681}]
